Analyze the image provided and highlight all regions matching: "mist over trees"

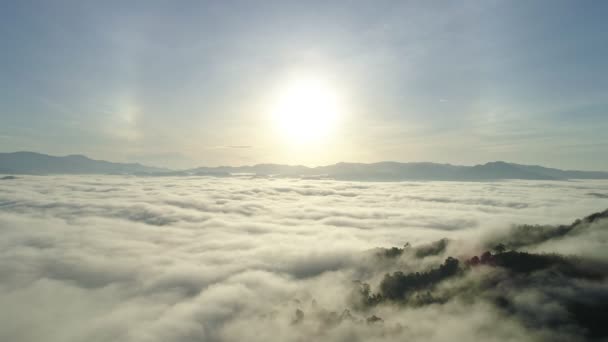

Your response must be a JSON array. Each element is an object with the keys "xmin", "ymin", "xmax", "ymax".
[{"xmin": 342, "ymin": 209, "xmax": 608, "ymax": 340}]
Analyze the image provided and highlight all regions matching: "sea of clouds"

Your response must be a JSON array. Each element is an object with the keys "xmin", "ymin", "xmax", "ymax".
[{"xmin": 1, "ymin": 175, "xmax": 608, "ymax": 342}]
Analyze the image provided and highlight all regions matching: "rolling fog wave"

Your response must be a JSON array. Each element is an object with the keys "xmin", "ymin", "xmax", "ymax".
[{"xmin": 1, "ymin": 175, "xmax": 608, "ymax": 341}]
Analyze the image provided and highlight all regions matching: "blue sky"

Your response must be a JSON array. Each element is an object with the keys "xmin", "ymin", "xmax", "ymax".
[{"xmin": 1, "ymin": 1, "xmax": 607, "ymax": 169}]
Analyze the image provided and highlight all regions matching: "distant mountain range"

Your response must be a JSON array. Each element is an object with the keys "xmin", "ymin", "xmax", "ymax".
[
  {"xmin": 186, "ymin": 161, "xmax": 608, "ymax": 181},
  {"xmin": 2, "ymin": 151, "xmax": 608, "ymax": 181},
  {"xmin": 0, "ymin": 152, "xmax": 169, "ymax": 175}
]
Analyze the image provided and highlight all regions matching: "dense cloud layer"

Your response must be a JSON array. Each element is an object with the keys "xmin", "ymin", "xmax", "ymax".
[{"xmin": 1, "ymin": 175, "xmax": 607, "ymax": 341}]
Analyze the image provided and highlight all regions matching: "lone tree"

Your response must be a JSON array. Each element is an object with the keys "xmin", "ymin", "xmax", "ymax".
[{"xmin": 493, "ymin": 243, "xmax": 507, "ymax": 254}]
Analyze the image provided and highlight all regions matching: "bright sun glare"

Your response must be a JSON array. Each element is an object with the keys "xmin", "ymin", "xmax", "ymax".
[{"xmin": 272, "ymin": 77, "xmax": 341, "ymax": 145}]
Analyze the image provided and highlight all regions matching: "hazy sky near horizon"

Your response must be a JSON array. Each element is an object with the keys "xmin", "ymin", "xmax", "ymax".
[{"xmin": 1, "ymin": 1, "xmax": 607, "ymax": 169}]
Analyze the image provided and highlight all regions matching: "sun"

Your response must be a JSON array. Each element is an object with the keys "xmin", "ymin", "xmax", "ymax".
[{"xmin": 271, "ymin": 77, "xmax": 341, "ymax": 144}]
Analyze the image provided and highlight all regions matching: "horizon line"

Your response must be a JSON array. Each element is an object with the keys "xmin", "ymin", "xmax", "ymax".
[{"xmin": 2, "ymin": 150, "xmax": 608, "ymax": 173}]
